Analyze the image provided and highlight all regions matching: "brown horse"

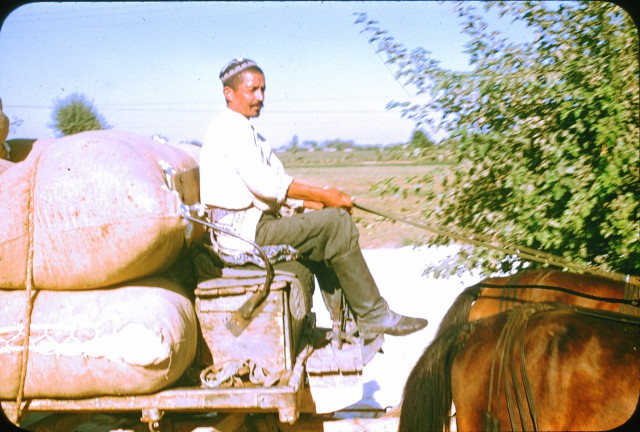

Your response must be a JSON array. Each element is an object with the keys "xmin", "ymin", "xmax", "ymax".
[
  {"xmin": 438, "ymin": 269, "xmax": 639, "ymax": 334},
  {"xmin": 400, "ymin": 302, "xmax": 640, "ymax": 431}
]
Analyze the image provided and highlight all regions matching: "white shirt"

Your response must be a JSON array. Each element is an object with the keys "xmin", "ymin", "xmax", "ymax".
[{"xmin": 200, "ymin": 108, "xmax": 297, "ymax": 253}]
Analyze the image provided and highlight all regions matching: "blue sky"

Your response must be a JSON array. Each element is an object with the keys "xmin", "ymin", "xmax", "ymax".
[{"xmin": 0, "ymin": 1, "xmax": 531, "ymax": 147}]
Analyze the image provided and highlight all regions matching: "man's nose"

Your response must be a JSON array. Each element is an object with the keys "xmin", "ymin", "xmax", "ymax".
[{"xmin": 255, "ymin": 90, "xmax": 264, "ymax": 101}]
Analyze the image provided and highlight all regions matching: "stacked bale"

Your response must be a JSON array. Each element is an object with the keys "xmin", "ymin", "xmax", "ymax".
[
  {"xmin": 0, "ymin": 159, "xmax": 12, "ymax": 175},
  {"xmin": 0, "ymin": 130, "xmax": 200, "ymax": 398}
]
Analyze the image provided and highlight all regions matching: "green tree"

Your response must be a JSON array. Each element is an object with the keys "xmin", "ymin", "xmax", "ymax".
[
  {"xmin": 356, "ymin": 1, "xmax": 639, "ymax": 276},
  {"xmin": 409, "ymin": 128, "xmax": 435, "ymax": 157},
  {"xmin": 290, "ymin": 134, "xmax": 300, "ymax": 153},
  {"xmin": 50, "ymin": 92, "xmax": 110, "ymax": 137},
  {"xmin": 325, "ymin": 139, "xmax": 355, "ymax": 151}
]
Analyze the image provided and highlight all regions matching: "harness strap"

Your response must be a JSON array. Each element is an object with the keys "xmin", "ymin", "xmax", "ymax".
[
  {"xmin": 478, "ymin": 282, "xmax": 639, "ymax": 308},
  {"xmin": 517, "ymin": 314, "xmax": 539, "ymax": 431},
  {"xmin": 622, "ymin": 281, "xmax": 640, "ymax": 316},
  {"xmin": 486, "ymin": 302, "xmax": 640, "ymax": 431},
  {"xmin": 488, "ymin": 303, "xmax": 552, "ymax": 431},
  {"xmin": 499, "ymin": 273, "xmax": 523, "ymax": 313}
]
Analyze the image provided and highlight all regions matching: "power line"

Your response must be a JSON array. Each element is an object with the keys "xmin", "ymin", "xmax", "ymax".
[
  {"xmin": 4, "ymin": 104, "xmax": 404, "ymax": 115},
  {"xmin": 357, "ymin": 24, "xmax": 414, "ymax": 100}
]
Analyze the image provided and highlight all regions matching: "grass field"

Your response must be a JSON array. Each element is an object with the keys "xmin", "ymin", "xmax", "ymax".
[{"xmin": 284, "ymin": 161, "xmax": 452, "ymax": 248}]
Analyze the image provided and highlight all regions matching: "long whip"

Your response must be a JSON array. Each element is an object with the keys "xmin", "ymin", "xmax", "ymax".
[{"xmin": 353, "ymin": 202, "xmax": 633, "ymax": 283}]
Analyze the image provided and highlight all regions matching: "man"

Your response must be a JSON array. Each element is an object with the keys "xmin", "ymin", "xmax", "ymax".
[{"xmin": 200, "ymin": 58, "xmax": 427, "ymax": 337}]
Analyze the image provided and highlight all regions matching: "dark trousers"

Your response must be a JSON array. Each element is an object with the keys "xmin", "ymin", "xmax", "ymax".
[
  {"xmin": 256, "ymin": 208, "xmax": 358, "ymax": 265},
  {"xmin": 255, "ymin": 208, "xmax": 388, "ymax": 323}
]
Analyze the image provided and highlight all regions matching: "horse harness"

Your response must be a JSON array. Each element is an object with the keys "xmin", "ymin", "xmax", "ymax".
[
  {"xmin": 485, "ymin": 302, "xmax": 545, "ymax": 431},
  {"xmin": 477, "ymin": 278, "xmax": 640, "ymax": 317}
]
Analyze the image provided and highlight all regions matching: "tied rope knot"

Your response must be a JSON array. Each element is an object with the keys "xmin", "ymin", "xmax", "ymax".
[{"xmin": 200, "ymin": 359, "xmax": 282, "ymax": 388}]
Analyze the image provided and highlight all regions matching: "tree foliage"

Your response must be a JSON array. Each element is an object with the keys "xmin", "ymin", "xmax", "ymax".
[
  {"xmin": 410, "ymin": 128, "xmax": 436, "ymax": 156},
  {"xmin": 50, "ymin": 92, "xmax": 110, "ymax": 137},
  {"xmin": 356, "ymin": 1, "xmax": 639, "ymax": 276}
]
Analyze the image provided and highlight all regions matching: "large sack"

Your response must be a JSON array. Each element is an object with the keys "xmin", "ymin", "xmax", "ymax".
[
  {"xmin": 0, "ymin": 158, "xmax": 12, "ymax": 175},
  {"xmin": 166, "ymin": 141, "xmax": 201, "ymax": 163},
  {"xmin": 0, "ymin": 276, "xmax": 197, "ymax": 399},
  {"xmin": 0, "ymin": 130, "xmax": 200, "ymax": 290}
]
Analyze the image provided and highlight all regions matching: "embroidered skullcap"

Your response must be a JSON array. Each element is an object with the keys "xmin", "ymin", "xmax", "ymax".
[{"xmin": 219, "ymin": 58, "xmax": 259, "ymax": 83}]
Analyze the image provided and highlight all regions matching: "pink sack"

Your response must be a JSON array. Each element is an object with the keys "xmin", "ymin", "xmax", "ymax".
[
  {"xmin": 0, "ymin": 276, "xmax": 197, "ymax": 398},
  {"xmin": 0, "ymin": 158, "xmax": 12, "ymax": 175},
  {"xmin": 0, "ymin": 130, "xmax": 199, "ymax": 290}
]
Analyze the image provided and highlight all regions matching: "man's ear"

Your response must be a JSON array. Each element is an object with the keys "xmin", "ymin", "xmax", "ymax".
[{"xmin": 223, "ymin": 86, "xmax": 234, "ymax": 103}]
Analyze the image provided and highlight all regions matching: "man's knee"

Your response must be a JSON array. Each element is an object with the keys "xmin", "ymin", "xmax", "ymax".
[{"xmin": 320, "ymin": 208, "xmax": 360, "ymax": 251}]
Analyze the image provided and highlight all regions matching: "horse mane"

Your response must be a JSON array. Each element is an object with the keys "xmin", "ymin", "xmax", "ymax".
[
  {"xmin": 399, "ymin": 320, "xmax": 475, "ymax": 432},
  {"xmin": 436, "ymin": 284, "xmax": 482, "ymax": 334}
]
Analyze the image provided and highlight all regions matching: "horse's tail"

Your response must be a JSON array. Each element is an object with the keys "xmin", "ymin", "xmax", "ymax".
[
  {"xmin": 399, "ymin": 321, "xmax": 472, "ymax": 432},
  {"xmin": 437, "ymin": 284, "xmax": 482, "ymax": 334}
]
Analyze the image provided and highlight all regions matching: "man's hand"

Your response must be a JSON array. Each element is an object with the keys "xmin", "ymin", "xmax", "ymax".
[
  {"xmin": 320, "ymin": 187, "xmax": 354, "ymax": 212},
  {"xmin": 288, "ymin": 180, "xmax": 355, "ymax": 212},
  {"xmin": 303, "ymin": 200, "xmax": 325, "ymax": 210}
]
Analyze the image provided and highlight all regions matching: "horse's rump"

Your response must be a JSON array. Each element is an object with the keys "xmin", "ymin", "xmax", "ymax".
[{"xmin": 451, "ymin": 304, "xmax": 640, "ymax": 431}]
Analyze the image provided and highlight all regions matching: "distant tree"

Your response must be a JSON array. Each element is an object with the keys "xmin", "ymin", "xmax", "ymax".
[
  {"xmin": 409, "ymin": 129, "xmax": 435, "ymax": 157},
  {"xmin": 50, "ymin": 92, "xmax": 110, "ymax": 137},
  {"xmin": 325, "ymin": 139, "xmax": 355, "ymax": 151},
  {"xmin": 356, "ymin": 1, "xmax": 639, "ymax": 276},
  {"xmin": 290, "ymin": 135, "xmax": 300, "ymax": 153},
  {"xmin": 302, "ymin": 140, "xmax": 319, "ymax": 150}
]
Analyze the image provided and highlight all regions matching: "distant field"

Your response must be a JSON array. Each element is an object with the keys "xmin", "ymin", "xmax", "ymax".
[{"xmin": 285, "ymin": 162, "xmax": 451, "ymax": 248}]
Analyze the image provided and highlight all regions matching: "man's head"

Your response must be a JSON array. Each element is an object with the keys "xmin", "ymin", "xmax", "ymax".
[{"xmin": 219, "ymin": 58, "xmax": 265, "ymax": 118}]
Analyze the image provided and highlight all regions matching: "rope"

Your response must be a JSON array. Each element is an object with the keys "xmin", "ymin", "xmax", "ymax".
[
  {"xmin": 15, "ymin": 289, "xmax": 36, "ymax": 423},
  {"xmin": 199, "ymin": 359, "xmax": 282, "ymax": 388},
  {"xmin": 354, "ymin": 203, "xmax": 634, "ymax": 283},
  {"xmin": 15, "ymin": 150, "xmax": 42, "ymax": 423}
]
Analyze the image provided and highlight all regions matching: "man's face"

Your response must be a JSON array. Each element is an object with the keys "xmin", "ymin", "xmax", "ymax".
[{"xmin": 225, "ymin": 70, "xmax": 266, "ymax": 118}]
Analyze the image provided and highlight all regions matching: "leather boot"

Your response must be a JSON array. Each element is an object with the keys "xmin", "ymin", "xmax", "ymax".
[{"xmin": 331, "ymin": 249, "xmax": 428, "ymax": 337}]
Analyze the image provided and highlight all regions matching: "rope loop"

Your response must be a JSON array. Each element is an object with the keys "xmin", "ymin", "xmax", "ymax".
[{"xmin": 199, "ymin": 359, "xmax": 282, "ymax": 388}]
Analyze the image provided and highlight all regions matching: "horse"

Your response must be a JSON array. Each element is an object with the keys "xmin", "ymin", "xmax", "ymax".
[
  {"xmin": 438, "ymin": 269, "xmax": 639, "ymax": 334},
  {"xmin": 400, "ymin": 302, "xmax": 640, "ymax": 431}
]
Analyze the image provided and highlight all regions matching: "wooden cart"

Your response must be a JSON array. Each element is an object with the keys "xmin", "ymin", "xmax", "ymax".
[{"xmin": 4, "ymin": 262, "xmax": 387, "ymax": 432}]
